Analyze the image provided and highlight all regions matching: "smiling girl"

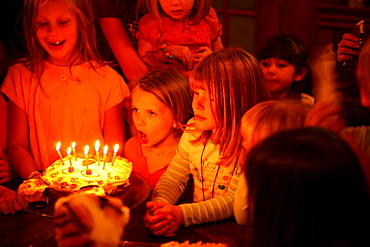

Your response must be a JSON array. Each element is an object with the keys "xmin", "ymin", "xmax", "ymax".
[
  {"xmin": 124, "ymin": 69, "xmax": 192, "ymax": 189},
  {"xmin": 1, "ymin": 0, "xmax": 129, "ymax": 179},
  {"xmin": 136, "ymin": 0, "xmax": 223, "ymax": 77}
]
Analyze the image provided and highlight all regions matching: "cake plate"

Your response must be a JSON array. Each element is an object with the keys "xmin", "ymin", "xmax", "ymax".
[{"xmin": 16, "ymin": 172, "xmax": 151, "ymax": 218}]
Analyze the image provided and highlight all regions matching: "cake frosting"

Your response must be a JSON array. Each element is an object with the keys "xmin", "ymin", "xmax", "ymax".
[
  {"xmin": 18, "ymin": 154, "xmax": 133, "ymax": 202},
  {"xmin": 42, "ymin": 155, "xmax": 132, "ymax": 195}
]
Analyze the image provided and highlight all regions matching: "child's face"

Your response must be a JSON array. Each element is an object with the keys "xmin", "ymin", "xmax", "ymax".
[
  {"xmin": 159, "ymin": 0, "xmax": 195, "ymax": 20},
  {"xmin": 192, "ymin": 88, "xmax": 217, "ymax": 131},
  {"xmin": 259, "ymin": 58, "xmax": 297, "ymax": 99},
  {"xmin": 131, "ymin": 87, "xmax": 177, "ymax": 148},
  {"xmin": 35, "ymin": 0, "xmax": 79, "ymax": 65}
]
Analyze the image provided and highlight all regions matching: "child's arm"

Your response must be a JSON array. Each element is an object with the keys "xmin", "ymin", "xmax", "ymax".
[
  {"xmin": 0, "ymin": 185, "xmax": 22, "ymax": 214},
  {"xmin": 193, "ymin": 37, "xmax": 223, "ymax": 66},
  {"xmin": 138, "ymin": 39, "xmax": 193, "ymax": 71},
  {"xmin": 233, "ymin": 171, "xmax": 253, "ymax": 225},
  {"xmin": 7, "ymin": 100, "xmax": 38, "ymax": 179},
  {"xmin": 103, "ymin": 102, "xmax": 126, "ymax": 157},
  {"xmin": 97, "ymin": 17, "xmax": 149, "ymax": 82},
  {"xmin": 0, "ymin": 149, "xmax": 19, "ymax": 184}
]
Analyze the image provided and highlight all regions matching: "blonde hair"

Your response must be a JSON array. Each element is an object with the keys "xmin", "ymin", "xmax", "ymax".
[
  {"xmin": 241, "ymin": 100, "xmax": 311, "ymax": 150},
  {"xmin": 189, "ymin": 46, "xmax": 271, "ymax": 166},
  {"xmin": 129, "ymin": 69, "xmax": 193, "ymax": 139},
  {"xmin": 137, "ymin": 0, "xmax": 211, "ymax": 24},
  {"xmin": 22, "ymin": 0, "xmax": 104, "ymax": 78},
  {"xmin": 357, "ymin": 38, "xmax": 370, "ymax": 95}
]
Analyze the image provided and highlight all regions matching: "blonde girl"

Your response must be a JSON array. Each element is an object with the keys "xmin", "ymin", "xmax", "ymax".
[
  {"xmin": 234, "ymin": 100, "xmax": 311, "ymax": 225},
  {"xmin": 1, "ymin": 0, "xmax": 129, "ymax": 179},
  {"xmin": 124, "ymin": 69, "xmax": 193, "ymax": 190},
  {"xmin": 136, "ymin": 0, "xmax": 223, "ymax": 76},
  {"xmin": 144, "ymin": 46, "xmax": 270, "ymax": 236}
]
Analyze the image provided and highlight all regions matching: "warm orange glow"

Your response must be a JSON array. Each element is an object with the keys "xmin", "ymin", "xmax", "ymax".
[
  {"xmin": 56, "ymin": 141, "xmax": 61, "ymax": 151},
  {"xmin": 67, "ymin": 147, "xmax": 72, "ymax": 155},
  {"xmin": 103, "ymin": 145, "xmax": 108, "ymax": 155},
  {"xmin": 84, "ymin": 145, "xmax": 89, "ymax": 156},
  {"xmin": 95, "ymin": 140, "xmax": 100, "ymax": 152},
  {"xmin": 114, "ymin": 144, "xmax": 119, "ymax": 153}
]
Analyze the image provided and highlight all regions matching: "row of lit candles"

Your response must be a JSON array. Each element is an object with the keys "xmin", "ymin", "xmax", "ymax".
[{"xmin": 55, "ymin": 140, "xmax": 119, "ymax": 174}]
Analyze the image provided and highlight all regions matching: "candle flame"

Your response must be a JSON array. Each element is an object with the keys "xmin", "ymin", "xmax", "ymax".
[
  {"xmin": 114, "ymin": 144, "xmax": 119, "ymax": 153},
  {"xmin": 67, "ymin": 147, "xmax": 72, "ymax": 155},
  {"xmin": 56, "ymin": 141, "xmax": 61, "ymax": 151},
  {"xmin": 103, "ymin": 145, "xmax": 108, "ymax": 155},
  {"xmin": 84, "ymin": 145, "xmax": 89, "ymax": 155},
  {"xmin": 95, "ymin": 140, "xmax": 100, "ymax": 152},
  {"xmin": 72, "ymin": 142, "xmax": 76, "ymax": 148}
]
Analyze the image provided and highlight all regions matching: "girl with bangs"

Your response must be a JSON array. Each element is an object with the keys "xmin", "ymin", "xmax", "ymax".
[
  {"xmin": 1, "ymin": 0, "xmax": 129, "ymax": 179},
  {"xmin": 258, "ymin": 34, "xmax": 314, "ymax": 105},
  {"xmin": 144, "ymin": 46, "xmax": 271, "ymax": 236}
]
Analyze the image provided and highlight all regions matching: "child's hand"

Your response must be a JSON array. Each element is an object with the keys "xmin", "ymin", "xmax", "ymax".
[
  {"xmin": 0, "ymin": 186, "xmax": 23, "ymax": 214},
  {"xmin": 164, "ymin": 45, "xmax": 193, "ymax": 71},
  {"xmin": 144, "ymin": 201, "xmax": 183, "ymax": 236},
  {"xmin": 337, "ymin": 33, "xmax": 361, "ymax": 64},
  {"xmin": 193, "ymin": 46, "xmax": 212, "ymax": 65}
]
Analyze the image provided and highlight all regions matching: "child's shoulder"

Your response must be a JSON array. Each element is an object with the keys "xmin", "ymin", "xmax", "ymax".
[{"xmin": 139, "ymin": 13, "xmax": 159, "ymax": 24}]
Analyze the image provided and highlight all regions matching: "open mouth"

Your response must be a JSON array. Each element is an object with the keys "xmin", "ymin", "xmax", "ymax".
[
  {"xmin": 137, "ymin": 131, "xmax": 148, "ymax": 144},
  {"xmin": 50, "ymin": 40, "xmax": 66, "ymax": 46}
]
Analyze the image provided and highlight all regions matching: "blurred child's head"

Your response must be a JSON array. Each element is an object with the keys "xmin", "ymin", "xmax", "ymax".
[
  {"xmin": 258, "ymin": 34, "xmax": 309, "ymax": 100},
  {"xmin": 241, "ymin": 100, "xmax": 310, "ymax": 151},
  {"xmin": 357, "ymin": 38, "xmax": 370, "ymax": 108},
  {"xmin": 189, "ymin": 46, "xmax": 270, "ymax": 164},
  {"xmin": 23, "ymin": 0, "xmax": 102, "ymax": 70},
  {"xmin": 247, "ymin": 127, "xmax": 370, "ymax": 246},
  {"xmin": 129, "ymin": 69, "xmax": 192, "ymax": 146},
  {"xmin": 138, "ymin": 0, "xmax": 211, "ymax": 23}
]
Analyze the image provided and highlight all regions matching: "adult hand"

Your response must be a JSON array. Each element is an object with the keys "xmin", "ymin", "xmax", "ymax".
[
  {"xmin": 304, "ymin": 101, "xmax": 346, "ymax": 134},
  {"xmin": 0, "ymin": 186, "xmax": 22, "ymax": 214},
  {"xmin": 337, "ymin": 33, "xmax": 361, "ymax": 64},
  {"xmin": 193, "ymin": 46, "xmax": 212, "ymax": 66},
  {"xmin": 164, "ymin": 45, "xmax": 193, "ymax": 71},
  {"xmin": 144, "ymin": 201, "xmax": 183, "ymax": 236}
]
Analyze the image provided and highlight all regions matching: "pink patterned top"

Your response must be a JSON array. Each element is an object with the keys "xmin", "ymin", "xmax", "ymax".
[{"xmin": 137, "ymin": 7, "xmax": 222, "ymax": 53}]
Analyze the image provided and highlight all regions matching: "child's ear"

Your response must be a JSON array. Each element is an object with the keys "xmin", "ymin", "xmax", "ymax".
[
  {"xmin": 173, "ymin": 120, "xmax": 178, "ymax": 128},
  {"xmin": 294, "ymin": 67, "xmax": 308, "ymax": 81}
]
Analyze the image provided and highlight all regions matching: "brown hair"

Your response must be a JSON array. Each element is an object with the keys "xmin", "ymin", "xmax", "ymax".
[
  {"xmin": 189, "ymin": 46, "xmax": 271, "ymax": 166},
  {"xmin": 22, "ymin": 0, "xmax": 104, "ymax": 78},
  {"xmin": 129, "ymin": 69, "xmax": 193, "ymax": 139}
]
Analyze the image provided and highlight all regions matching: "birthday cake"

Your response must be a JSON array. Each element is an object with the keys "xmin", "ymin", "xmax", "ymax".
[{"xmin": 18, "ymin": 152, "xmax": 133, "ymax": 202}]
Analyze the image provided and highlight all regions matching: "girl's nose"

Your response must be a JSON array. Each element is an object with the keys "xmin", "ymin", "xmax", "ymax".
[
  {"xmin": 267, "ymin": 64, "xmax": 277, "ymax": 74},
  {"xmin": 135, "ymin": 113, "xmax": 146, "ymax": 126},
  {"xmin": 171, "ymin": 0, "xmax": 181, "ymax": 5},
  {"xmin": 193, "ymin": 97, "xmax": 205, "ymax": 110},
  {"xmin": 47, "ymin": 23, "xmax": 59, "ymax": 36}
]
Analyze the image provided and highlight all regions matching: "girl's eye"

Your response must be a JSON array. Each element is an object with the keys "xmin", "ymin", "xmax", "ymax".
[
  {"xmin": 149, "ymin": 111, "xmax": 156, "ymax": 116},
  {"xmin": 277, "ymin": 64, "xmax": 287, "ymax": 68},
  {"xmin": 59, "ymin": 20, "xmax": 70, "ymax": 25},
  {"xmin": 260, "ymin": 62, "xmax": 269, "ymax": 67},
  {"xmin": 132, "ymin": 108, "xmax": 139, "ymax": 113},
  {"xmin": 36, "ymin": 22, "xmax": 48, "ymax": 26}
]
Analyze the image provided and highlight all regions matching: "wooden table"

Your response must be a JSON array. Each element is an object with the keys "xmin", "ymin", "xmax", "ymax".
[{"xmin": 0, "ymin": 180, "xmax": 249, "ymax": 247}]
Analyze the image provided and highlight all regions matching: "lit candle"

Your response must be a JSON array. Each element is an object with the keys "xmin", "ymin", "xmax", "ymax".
[
  {"xmin": 56, "ymin": 142, "xmax": 65, "ymax": 165},
  {"xmin": 66, "ymin": 147, "xmax": 74, "ymax": 172},
  {"xmin": 84, "ymin": 145, "xmax": 91, "ymax": 175},
  {"xmin": 103, "ymin": 145, "xmax": 108, "ymax": 169},
  {"xmin": 71, "ymin": 142, "xmax": 77, "ymax": 161},
  {"xmin": 95, "ymin": 140, "xmax": 100, "ymax": 165},
  {"xmin": 111, "ymin": 144, "xmax": 119, "ymax": 165}
]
